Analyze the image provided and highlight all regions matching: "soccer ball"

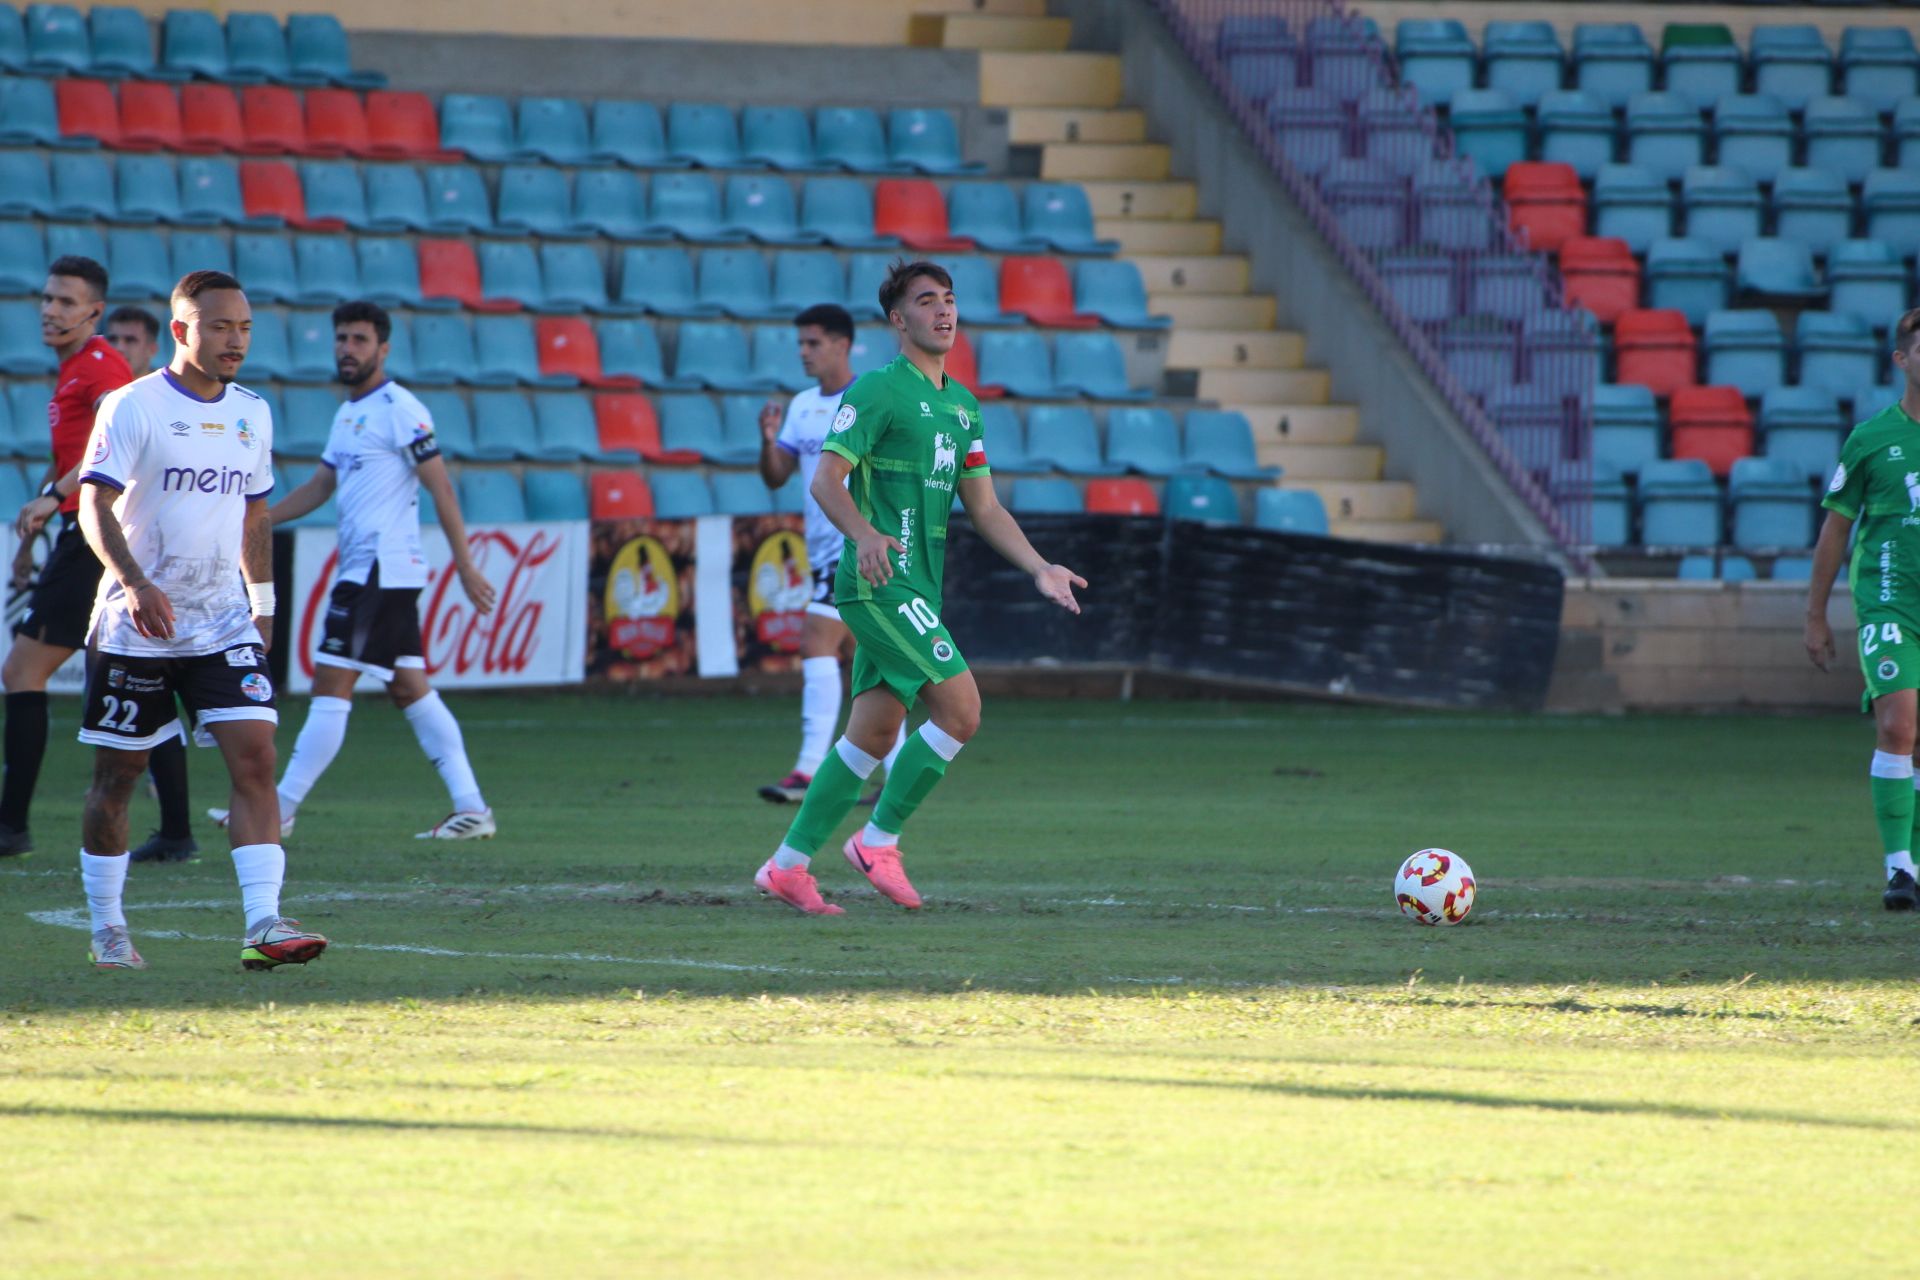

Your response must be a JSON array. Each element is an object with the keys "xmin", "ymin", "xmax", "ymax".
[{"xmin": 1394, "ymin": 849, "xmax": 1476, "ymax": 926}]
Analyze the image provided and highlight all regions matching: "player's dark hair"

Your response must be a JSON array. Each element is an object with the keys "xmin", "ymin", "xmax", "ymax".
[
  {"xmin": 333, "ymin": 299, "xmax": 393, "ymax": 344},
  {"xmin": 47, "ymin": 255, "xmax": 108, "ymax": 301},
  {"xmin": 171, "ymin": 269, "xmax": 243, "ymax": 307},
  {"xmin": 794, "ymin": 303, "xmax": 854, "ymax": 342},
  {"xmin": 106, "ymin": 306, "xmax": 160, "ymax": 341},
  {"xmin": 1897, "ymin": 308, "xmax": 1920, "ymax": 354},
  {"xmin": 877, "ymin": 259, "xmax": 953, "ymax": 318}
]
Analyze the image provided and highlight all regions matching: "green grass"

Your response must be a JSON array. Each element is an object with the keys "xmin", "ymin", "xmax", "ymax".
[{"xmin": 2, "ymin": 695, "xmax": 1914, "ymax": 1278}]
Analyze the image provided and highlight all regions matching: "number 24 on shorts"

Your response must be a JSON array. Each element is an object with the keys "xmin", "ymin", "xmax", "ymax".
[{"xmin": 1862, "ymin": 622, "xmax": 1906, "ymax": 655}]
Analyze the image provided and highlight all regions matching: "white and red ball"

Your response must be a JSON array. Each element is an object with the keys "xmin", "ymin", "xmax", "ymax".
[{"xmin": 1394, "ymin": 849, "xmax": 1476, "ymax": 926}]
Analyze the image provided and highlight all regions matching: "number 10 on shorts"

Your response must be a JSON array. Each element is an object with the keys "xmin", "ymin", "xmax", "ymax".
[{"xmin": 896, "ymin": 598, "xmax": 940, "ymax": 635}]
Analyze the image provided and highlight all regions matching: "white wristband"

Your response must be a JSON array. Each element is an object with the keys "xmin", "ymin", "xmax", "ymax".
[{"xmin": 246, "ymin": 582, "xmax": 275, "ymax": 615}]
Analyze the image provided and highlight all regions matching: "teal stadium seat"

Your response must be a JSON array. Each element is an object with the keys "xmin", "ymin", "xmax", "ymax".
[
  {"xmin": 441, "ymin": 93, "xmax": 522, "ymax": 163},
  {"xmin": 233, "ymin": 232, "xmax": 297, "ymax": 301},
  {"xmin": 1729, "ymin": 456, "xmax": 1814, "ymax": 550},
  {"xmin": 0, "ymin": 151, "xmax": 52, "ymax": 216},
  {"xmin": 476, "ymin": 239, "xmax": 546, "ymax": 309},
  {"xmin": 1009, "ymin": 476, "xmax": 1083, "ymax": 514},
  {"xmin": 1703, "ymin": 309, "xmax": 1786, "ymax": 398},
  {"xmin": 1024, "ymin": 405, "xmax": 1121, "ymax": 475},
  {"xmin": 716, "ymin": 395, "xmax": 771, "ymax": 463},
  {"xmin": 364, "ymin": 164, "xmax": 429, "ymax": 231},
  {"xmin": 518, "ymin": 97, "xmax": 590, "ymax": 166},
  {"xmin": 1379, "ymin": 251, "xmax": 1453, "ymax": 323},
  {"xmin": 91, "ymin": 6, "xmax": 172, "ymax": 80},
  {"xmin": 160, "ymin": 10, "xmax": 228, "ymax": 81},
  {"xmin": 771, "ymin": 473, "xmax": 804, "ymax": 514},
  {"xmin": 1864, "ymin": 169, "xmax": 1920, "ymax": 260},
  {"xmin": 573, "ymin": 168, "xmax": 654, "ymax": 241},
  {"xmin": 1677, "ymin": 554, "xmax": 1755, "ymax": 581},
  {"xmin": 976, "ymin": 330, "xmax": 1060, "ymax": 398},
  {"xmin": 590, "ymin": 100, "xmax": 678, "ymax": 168},
  {"xmin": 1771, "ymin": 167, "xmax": 1854, "ymax": 258},
  {"xmin": 1589, "ymin": 460, "xmax": 1631, "ymax": 547},
  {"xmin": 50, "ymin": 152, "xmax": 113, "ymax": 221},
  {"xmin": 741, "ymin": 105, "xmax": 814, "ymax": 169},
  {"xmin": 1574, "ymin": 23, "xmax": 1656, "ymax": 110},
  {"xmin": 1446, "ymin": 88, "xmax": 1528, "ymax": 179},
  {"xmin": 1592, "ymin": 163, "xmax": 1672, "ymax": 253},
  {"xmin": 1625, "ymin": 92, "xmax": 1705, "ymax": 182},
  {"xmin": 947, "ymin": 181, "xmax": 1040, "ymax": 253},
  {"xmin": 659, "ymin": 395, "xmax": 727, "ymax": 460},
  {"xmin": 1758, "ymin": 386, "xmax": 1844, "ymax": 481},
  {"xmin": 224, "ymin": 11, "xmax": 288, "ymax": 84},
  {"xmin": 1265, "ymin": 88, "xmax": 1345, "ymax": 178},
  {"xmin": 1536, "ymin": 91, "xmax": 1615, "ymax": 181},
  {"xmin": 723, "ymin": 174, "xmax": 817, "ymax": 246},
  {"xmin": 667, "ymin": 102, "xmax": 743, "ymax": 168},
  {"xmin": 0, "ymin": 222, "xmax": 43, "ymax": 293},
  {"xmin": 645, "ymin": 171, "xmax": 741, "ymax": 242},
  {"xmin": 1394, "ymin": 18, "xmax": 1475, "ymax": 108},
  {"xmin": 1828, "ymin": 240, "xmax": 1910, "ymax": 332},
  {"xmin": 845, "ymin": 331, "xmax": 891, "ymax": 378},
  {"xmin": 1074, "ymin": 259, "xmax": 1169, "ymax": 329},
  {"xmin": 1219, "ymin": 16, "xmax": 1297, "ymax": 99},
  {"xmin": 696, "ymin": 247, "xmax": 776, "ymax": 319},
  {"xmin": 422, "ymin": 164, "xmax": 493, "ymax": 234},
  {"xmin": 6, "ymin": 383, "xmax": 49, "ymax": 453},
  {"xmin": 1772, "ymin": 556, "xmax": 1813, "ymax": 582},
  {"xmin": 1437, "ymin": 316, "xmax": 1516, "ymax": 397},
  {"xmin": 1839, "ymin": 26, "xmax": 1920, "ymax": 114},
  {"xmin": 301, "ymin": 160, "xmax": 369, "ymax": 229},
  {"xmin": 1104, "ymin": 407, "xmax": 1182, "ymax": 475},
  {"xmin": 712, "ymin": 470, "xmax": 773, "ymax": 516},
  {"xmin": 1055, "ymin": 332, "xmax": 1149, "ymax": 400},
  {"xmin": 117, "ymin": 153, "xmax": 182, "ymax": 223},
  {"xmin": 411, "ymin": 313, "xmax": 478, "ymax": 385},
  {"xmin": 478, "ymin": 314, "xmax": 574, "ymax": 387},
  {"xmin": 1711, "ymin": 95, "xmax": 1792, "ymax": 185},
  {"xmin": 1736, "ymin": 238, "xmax": 1826, "ymax": 304},
  {"xmin": 770, "ymin": 252, "xmax": 845, "ymax": 318},
  {"xmin": 541, "ymin": 243, "xmax": 616, "ymax": 314},
  {"xmin": 285, "ymin": 309, "xmax": 336, "ymax": 381},
  {"xmin": 1183, "ymin": 409, "xmax": 1277, "ymax": 479},
  {"xmin": 1482, "ymin": 21, "xmax": 1563, "ymax": 108},
  {"xmin": 469, "ymin": 391, "xmax": 537, "ymax": 460},
  {"xmin": 1592, "ymin": 383, "xmax": 1661, "ymax": 474},
  {"xmin": 286, "ymin": 14, "xmax": 384, "ymax": 89},
  {"xmin": 815, "ymin": 106, "xmax": 897, "ymax": 172},
  {"xmin": 1803, "ymin": 97, "xmax": 1880, "ymax": 185},
  {"xmin": 1897, "ymin": 99, "xmax": 1920, "ymax": 171},
  {"xmin": 238, "ymin": 308, "xmax": 289, "ymax": 379},
  {"xmin": 978, "ymin": 403, "xmax": 1030, "ymax": 471},
  {"xmin": 888, "ymin": 108, "xmax": 980, "ymax": 174},
  {"xmin": 1661, "ymin": 25, "xmax": 1741, "ymax": 111},
  {"xmin": 618, "ymin": 247, "xmax": 711, "ymax": 318},
  {"xmin": 944, "ymin": 255, "xmax": 1014, "ymax": 325},
  {"xmin": 1638, "ymin": 458, "xmax": 1721, "ymax": 545},
  {"xmin": 497, "ymin": 165, "xmax": 582, "ymax": 239},
  {"xmin": 750, "ymin": 324, "xmax": 808, "ymax": 391},
  {"xmin": 597, "ymin": 318, "xmax": 667, "ymax": 384},
  {"xmin": 0, "ymin": 7, "xmax": 22, "ymax": 74},
  {"xmin": 460, "ymin": 469, "xmax": 529, "ymax": 522},
  {"xmin": 25, "ymin": 3, "xmax": 88, "ymax": 76},
  {"xmin": 1796, "ymin": 311, "xmax": 1877, "ymax": 397},
  {"xmin": 0, "ymin": 302, "xmax": 54, "ymax": 374},
  {"xmin": 414, "ymin": 390, "xmax": 475, "ymax": 458},
  {"xmin": 1162, "ymin": 473, "xmax": 1239, "ymax": 522},
  {"xmin": 524, "ymin": 469, "xmax": 587, "ymax": 520},
  {"xmin": 1750, "ymin": 25, "xmax": 1832, "ymax": 113},
  {"xmin": 650, "ymin": 471, "xmax": 714, "ymax": 518},
  {"xmin": 1254, "ymin": 488, "xmax": 1330, "ymax": 535},
  {"xmin": 1022, "ymin": 183, "xmax": 1116, "ymax": 255},
  {"xmin": 844, "ymin": 253, "xmax": 893, "ymax": 320},
  {"xmin": 295, "ymin": 234, "xmax": 360, "ymax": 305},
  {"xmin": 45, "ymin": 221, "xmax": 102, "ymax": 267},
  {"xmin": 1679, "ymin": 165, "xmax": 1760, "ymax": 256},
  {"xmin": 530, "ymin": 392, "xmax": 600, "ymax": 461},
  {"xmin": 277, "ymin": 386, "xmax": 340, "ymax": 459},
  {"xmin": 357, "ymin": 236, "xmax": 423, "ymax": 308},
  {"xmin": 381, "ymin": 313, "xmax": 415, "ymax": 380},
  {"xmin": 801, "ymin": 177, "xmax": 893, "ymax": 248},
  {"xmin": 671, "ymin": 321, "xmax": 766, "ymax": 391}
]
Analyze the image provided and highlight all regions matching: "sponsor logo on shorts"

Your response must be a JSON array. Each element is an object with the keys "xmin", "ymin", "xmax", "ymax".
[
  {"xmin": 106, "ymin": 666, "xmax": 125, "ymax": 688},
  {"xmin": 931, "ymin": 639, "xmax": 954, "ymax": 662},
  {"xmin": 240, "ymin": 673, "xmax": 272, "ymax": 702},
  {"xmin": 1881, "ymin": 659, "xmax": 1900, "ymax": 681},
  {"xmin": 831, "ymin": 405, "xmax": 856, "ymax": 434},
  {"xmin": 225, "ymin": 646, "xmax": 259, "ymax": 667}
]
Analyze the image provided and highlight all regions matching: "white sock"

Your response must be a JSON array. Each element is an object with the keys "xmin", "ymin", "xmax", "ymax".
[
  {"xmin": 834, "ymin": 736, "xmax": 882, "ymax": 779},
  {"xmin": 862, "ymin": 723, "xmax": 965, "ymax": 846},
  {"xmin": 231, "ymin": 842, "xmax": 285, "ymax": 930},
  {"xmin": 773, "ymin": 842, "xmax": 810, "ymax": 870},
  {"xmin": 795, "ymin": 656, "xmax": 840, "ymax": 776},
  {"xmin": 1890, "ymin": 851, "xmax": 1917, "ymax": 876},
  {"xmin": 276, "ymin": 695, "xmax": 352, "ymax": 817},
  {"xmin": 405, "ymin": 691, "xmax": 485, "ymax": 813},
  {"xmin": 80, "ymin": 850, "xmax": 128, "ymax": 932},
  {"xmin": 882, "ymin": 722, "xmax": 907, "ymax": 774},
  {"xmin": 1871, "ymin": 749, "xmax": 1913, "ymax": 779}
]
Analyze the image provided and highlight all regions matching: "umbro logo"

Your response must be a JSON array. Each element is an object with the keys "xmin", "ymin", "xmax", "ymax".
[{"xmin": 169, "ymin": 421, "xmax": 191, "ymax": 436}]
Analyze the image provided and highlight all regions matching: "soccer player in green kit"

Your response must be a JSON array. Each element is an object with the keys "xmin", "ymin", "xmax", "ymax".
[
  {"xmin": 1807, "ymin": 308, "xmax": 1920, "ymax": 910},
  {"xmin": 753, "ymin": 260, "xmax": 1087, "ymax": 914}
]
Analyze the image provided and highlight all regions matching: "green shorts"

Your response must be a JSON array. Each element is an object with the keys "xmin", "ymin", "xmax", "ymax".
[
  {"xmin": 841, "ymin": 597, "xmax": 969, "ymax": 709},
  {"xmin": 1858, "ymin": 619, "xmax": 1920, "ymax": 711}
]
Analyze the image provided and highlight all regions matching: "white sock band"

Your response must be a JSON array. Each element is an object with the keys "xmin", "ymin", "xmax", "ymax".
[
  {"xmin": 773, "ymin": 842, "xmax": 810, "ymax": 870},
  {"xmin": 1871, "ymin": 750, "xmax": 1914, "ymax": 779},
  {"xmin": 833, "ymin": 736, "xmax": 881, "ymax": 779},
  {"xmin": 405, "ymin": 691, "xmax": 485, "ymax": 813},
  {"xmin": 1889, "ymin": 851, "xmax": 1916, "ymax": 876},
  {"xmin": 231, "ymin": 842, "xmax": 285, "ymax": 930},
  {"xmin": 80, "ymin": 850, "xmax": 128, "ymax": 932},
  {"xmin": 918, "ymin": 720, "xmax": 965, "ymax": 763},
  {"xmin": 796, "ymin": 656, "xmax": 841, "ymax": 776},
  {"xmin": 883, "ymin": 722, "xmax": 907, "ymax": 773},
  {"xmin": 277, "ymin": 695, "xmax": 352, "ymax": 812}
]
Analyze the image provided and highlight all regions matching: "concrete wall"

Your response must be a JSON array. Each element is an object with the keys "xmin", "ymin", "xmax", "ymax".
[
  {"xmin": 1055, "ymin": 0, "xmax": 1559, "ymax": 556},
  {"xmin": 1549, "ymin": 581, "xmax": 1862, "ymax": 712}
]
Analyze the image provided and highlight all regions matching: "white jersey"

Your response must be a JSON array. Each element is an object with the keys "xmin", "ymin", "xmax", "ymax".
[
  {"xmin": 80, "ymin": 370, "xmax": 275, "ymax": 657},
  {"xmin": 321, "ymin": 379, "xmax": 440, "ymax": 589},
  {"xmin": 775, "ymin": 381, "xmax": 853, "ymax": 571}
]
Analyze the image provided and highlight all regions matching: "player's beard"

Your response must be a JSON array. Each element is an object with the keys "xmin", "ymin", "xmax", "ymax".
[{"xmin": 336, "ymin": 360, "xmax": 371, "ymax": 388}]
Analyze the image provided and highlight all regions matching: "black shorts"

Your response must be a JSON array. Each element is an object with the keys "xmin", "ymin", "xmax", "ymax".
[
  {"xmin": 316, "ymin": 567, "xmax": 424, "ymax": 682},
  {"xmin": 14, "ymin": 520, "xmax": 103, "ymax": 652},
  {"xmin": 808, "ymin": 561, "xmax": 840, "ymax": 621},
  {"xmin": 79, "ymin": 642, "xmax": 278, "ymax": 752}
]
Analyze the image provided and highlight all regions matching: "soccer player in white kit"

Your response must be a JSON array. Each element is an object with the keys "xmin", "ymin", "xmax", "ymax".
[
  {"xmin": 755, "ymin": 304, "xmax": 902, "ymax": 803},
  {"xmin": 75, "ymin": 270, "xmax": 325, "ymax": 971},
  {"xmin": 234, "ymin": 300, "xmax": 499, "ymax": 840}
]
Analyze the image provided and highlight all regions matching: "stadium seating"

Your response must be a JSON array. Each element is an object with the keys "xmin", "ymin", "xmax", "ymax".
[
  {"xmin": 1162, "ymin": 474, "xmax": 1240, "ymax": 522},
  {"xmin": 1589, "ymin": 461, "xmax": 1630, "ymax": 546},
  {"xmin": 1638, "ymin": 458, "xmax": 1721, "ymax": 545},
  {"xmin": 598, "ymin": 318, "xmax": 668, "ymax": 384},
  {"xmin": 1558, "ymin": 237, "xmax": 1638, "ymax": 325},
  {"xmin": 1729, "ymin": 456, "xmax": 1813, "ymax": 550},
  {"xmin": 1679, "ymin": 167, "xmax": 1760, "ymax": 258},
  {"xmin": 1751, "ymin": 25, "xmax": 1831, "ymax": 112},
  {"xmin": 1574, "ymin": 24, "xmax": 1656, "ymax": 109},
  {"xmin": 1592, "ymin": 164, "xmax": 1672, "ymax": 254},
  {"xmin": 1614, "ymin": 309, "xmax": 1697, "ymax": 397},
  {"xmin": 1736, "ymin": 239, "xmax": 1825, "ymax": 305},
  {"xmin": 1592, "ymin": 383, "xmax": 1660, "ymax": 475},
  {"xmin": 1267, "ymin": 88, "xmax": 1347, "ymax": 177},
  {"xmin": 1669, "ymin": 386, "xmax": 1753, "ymax": 476},
  {"xmin": 815, "ymin": 106, "xmax": 895, "ymax": 172},
  {"xmin": 1864, "ymin": 170, "xmax": 1920, "ymax": 259},
  {"xmin": 496, "ymin": 165, "xmax": 580, "ymax": 240},
  {"xmin": 1536, "ymin": 91, "xmax": 1614, "ymax": 181},
  {"xmin": 1395, "ymin": 18, "xmax": 1474, "ymax": 108},
  {"xmin": 1662, "ymin": 24, "xmax": 1741, "ymax": 111},
  {"xmin": 1645, "ymin": 238, "xmax": 1728, "ymax": 327},
  {"xmin": 1829, "ymin": 240, "xmax": 1909, "ymax": 332},
  {"xmin": 651, "ymin": 470, "xmax": 714, "ymax": 518},
  {"xmin": 1008, "ymin": 476, "xmax": 1084, "ymax": 515},
  {"xmin": 1083, "ymin": 478, "xmax": 1158, "ymax": 516},
  {"xmin": 1839, "ymin": 27, "xmax": 1919, "ymax": 113},
  {"xmin": 461, "ymin": 468, "xmax": 529, "ymax": 522},
  {"xmin": 590, "ymin": 469, "xmax": 653, "ymax": 519},
  {"xmin": 1675, "ymin": 553, "xmax": 1755, "ymax": 581},
  {"xmin": 1703, "ymin": 310, "xmax": 1786, "ymax": 399},
  {"xmin": 1254, "ymin": 488, "xmax": 1330, "ymax": 535},
  {"xmin": 1803, "ymin": 97, "xmax": 1880, "ymax": 185},
  {"xmin": 1771, "ymin": 168, "xmax": 1854, "ymax": 259},
  {"xmin": 1445, "ymin": 89, "xmax": 1528, "ymax": 179},
  {"xmin": 1711, "ymin": 95, "xmax": 1793, "ymax": 186},
  {"xmin": 1796, "ymin": 311, "xmax": 1878, "ymax": 398},
  {"xmin": 1758, "ymin": 386, "xmax": 1844, "ymax": 481},
  {"xmin": 1484, "ymin": 21, "xmax": 1562, "ymax": 108}
]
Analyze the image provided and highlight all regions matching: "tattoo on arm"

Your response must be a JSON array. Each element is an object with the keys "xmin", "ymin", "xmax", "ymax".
[
  {"xmin": 81, "ymin": 484, "xmax": 147, "ymax": 589},
  {"xmin": 241, "ymin": 499, "xmax": 272, "ymax": 585}
]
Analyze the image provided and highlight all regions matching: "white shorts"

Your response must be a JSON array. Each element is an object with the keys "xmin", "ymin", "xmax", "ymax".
[{"xmin": 806, "ymin": 562, "xmax": 840, "ymax": 622}]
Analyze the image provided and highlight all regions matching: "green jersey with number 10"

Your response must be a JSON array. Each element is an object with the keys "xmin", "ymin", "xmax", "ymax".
[
  {"xmin": 822, "ymin": 354, "xmax": 989, "ymax": 609},
  {"xmin": 1824, "ymin": 400, "xmax": 1920, "ymax": 628}
]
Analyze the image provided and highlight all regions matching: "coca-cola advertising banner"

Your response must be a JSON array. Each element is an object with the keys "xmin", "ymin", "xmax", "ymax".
[{"xmin": 289, "ymin": 521, "xmax": 589, "ymax": 691}]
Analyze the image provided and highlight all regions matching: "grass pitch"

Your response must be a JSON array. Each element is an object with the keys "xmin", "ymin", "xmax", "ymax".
[{"xmin": 1, "ymin": 694, "xmax": 1913, "ymax": 1278}]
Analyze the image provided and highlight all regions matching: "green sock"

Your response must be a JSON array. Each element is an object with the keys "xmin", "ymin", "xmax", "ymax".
[
  {"xmin": 873, "ymin": 733, "xmax": 951, "ymax": 836},
  {"xmin": 783, "ymin": 749, "xmax": 867, "ymax": 856},
  {"xmin": 1871, "ymin": 772, "xmax": 1914, "ymax": 857}
]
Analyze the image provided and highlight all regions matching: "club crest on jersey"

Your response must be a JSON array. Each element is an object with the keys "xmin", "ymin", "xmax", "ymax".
[
  {"xmin": 956, "ymin": 407, "xmax": 971, "ymax": 432},
  {"xmin": 353, "ymin": 415, "xmax": 368, "ymax": 435},
  {"xmin": 169, "ymin": 420, "xmax": 191, "ymax": 437},
  {"xmin": 236, "ymin": 420, "xmax": 255, "ymax": 450},
  {"xmin": 240, "ymin": 673, "xmax": 272, "ymax": 702},
  {"xmin": 89, "ymin": 432, "xmax": 109, "ymax": 464},
  {"xmin": 1894, "ymin": 446, "xmax": 1906, "ymax": 460},
  {"xmin": 831, "ymin": 405, "xmax": 856, "ymax": 434},
  {"xmin": 932, "ymin": 639, "xmax": 955, "ymax": 662},
  {"xmin": 1829, "ymin": 463, "xmax": 1847, "ymax": 492},
  {"xmin": 1881, "ymin": 660, "xmax": 1900, "ymax": 681}
]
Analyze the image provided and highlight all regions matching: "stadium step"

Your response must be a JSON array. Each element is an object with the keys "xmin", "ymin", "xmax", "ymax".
[
  {"xmin": 1234, "ymin": 404, "xmax": 1358, "ymax": 445},
  {"xmin": 1096, "ymin": 218, "xmax": 1221, "ymax": 255},
  {"xmin": 1079, "ymin": 180, "xmax": 1198, "ymax": 220},
  {"xmin": 1040, "ymin": 142, "xmax": 1172, "ymax": 182},
  {"xmin": 1150, "ymin": 294, "xmax": 1275, "ymax": 330},
  {"xmin": 1197, "ymin": 367, "xmax": 1328, "ymax": 403},
  {"xmin": 1008, "ymin": 109, "xmax": 1148, "ymax": 145},
  {"xmin": 1259, "ymin": 443, "xmax": 1385, "ymax": 481},
  {"xmin": 1132, "ymin": 255, "xmax": 1250, "ymax": 295},
  {"xmin": 1292, "ymin": 480, "xmax": 1419, "ymax": 523},
  {"xmin": 1166, "ymin": 329, "xmax": 1304, "ymax": 371},
  {"xmin": 1330, "ymin": 518, "xmax": 1445, "ymax": 545},
  {"xmin": 979, "ymin": 52, "xmax": 1123, "ymax": 108},
  {"xmin": 910, "ymin": 13, "xmax": 1072, "ymax": 50}
]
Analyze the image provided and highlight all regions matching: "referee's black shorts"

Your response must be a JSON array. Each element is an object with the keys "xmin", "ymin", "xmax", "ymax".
[{"xmin": 14, "ymin": 519, "xmax": 103, "ymax": 652}]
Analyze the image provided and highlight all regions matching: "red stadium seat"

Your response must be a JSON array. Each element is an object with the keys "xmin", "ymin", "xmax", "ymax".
[
  {"xmin": 180, "ymin": 83, "xmax": 244, "ymax": 153},
  {"xmin": 1084, "ymin": 478, "xmax": 1159, "ymax": 515},
  {"xmin": 596, "ymin": 394, "xmax": 698, "ymax": 464},
  {"xmin": 946, "ymin": 329, "xmax": 1000, "ymax": 400},
  {"xmin": 872, "ymin": 178, "xmax": 971, "ymax": 251},
  {"xmin": 418, "ymin": 238, "xmax": 519, "ymax": 313},
  {"xmin": 1503, "ymin": 162, "xmax": 1587, "ymax": 253},
  {"xmin": 304, "ymin": 88, "xmax": 370, "ymax": 157},
  {"xmin": 538, "ymin": 318, "xmax": 630, "ymax": 389},
  {"xmin": 1668, "ymin": 385, "xmax": 1754, "ymax": 476},
  {"xmin": 238, "ymin": 85, "xmax": 308, "ymax": 156},
  {"xmin": 56, "ymin": 79, "xmax": 119, "ymax": 147},
  {"xmin": 1557, "ymin": 236, "xmax": 1640, "ymax": 325},
  {"xmin": 590, "ymin": 469, "xmax": 655, "ymax": 519},
  {"xmin": 240, "ymin": 159, "xmax": 308, "ymax": 226},
  {"xmin": 999, "ymin": 256, "xmax": 1100, "ymax": 328},
  {"xmin": 1613, "ymin": 308, "xmax": 1697, "ymax": 397},
  {"xmin": 118, "ymin": 81, "xmax": 183, "ymax": 152},
  {"xmin": 364, "ymin": 90, "xmax": 455, "ymax": 161}
]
